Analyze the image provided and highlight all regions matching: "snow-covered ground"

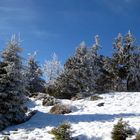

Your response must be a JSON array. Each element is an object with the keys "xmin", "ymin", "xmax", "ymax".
[{"xmin": 0, "ymin": 92, "xmax": 140, "ymax": 140}]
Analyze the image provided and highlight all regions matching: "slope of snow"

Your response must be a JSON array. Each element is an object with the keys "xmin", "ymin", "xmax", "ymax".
[{"xmin": 0, "ymin": 92, "xmax": 140, "ymax": 140}]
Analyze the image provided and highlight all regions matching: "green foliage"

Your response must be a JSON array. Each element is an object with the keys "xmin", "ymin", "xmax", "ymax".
[
  {"xmin": 50, "ymin": 123, "xmax": 72, "ymax": 140},
  {"xmin": 111, "ymin": 118, "xmax": 134, "ymax": 140},
  {"xmin": 49, "ymin": 104, "xmax": 71, "ymax": 114}
]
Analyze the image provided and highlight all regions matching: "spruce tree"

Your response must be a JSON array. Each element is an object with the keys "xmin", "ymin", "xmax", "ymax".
[
  {"xmin": 0, "ymin": 35, "xmax": 27, "ymax": 130},
  {"xmin": 27, "ymin": 52, "xmax": 45, "ymax": 95},
  {"xmin": 110, "ymin": 31, "xmax": 139, "ymax": 91},
  {"xmin": 87, "ymin": 35, "xmax": 103, "ymax": 92},
  {"xmin": 101, "ymin": 56, "xmax": 116, "ymax": 92},
  {"xmin": 125, "ymin": 32, "xmax": 140, "ymax": 91},
  {"xmin": 49, "ymin": 41, "xmax": 89, "ymax": 98}
]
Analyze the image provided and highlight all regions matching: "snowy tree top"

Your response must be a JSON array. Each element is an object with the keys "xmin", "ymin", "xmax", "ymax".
[
  {"xmin": 79, "ymin": 41, "xmax": 86, "ymax": 48},
  {"xmin": 95, "ymin": 35, "xmax": 100, "ymax": 46}
]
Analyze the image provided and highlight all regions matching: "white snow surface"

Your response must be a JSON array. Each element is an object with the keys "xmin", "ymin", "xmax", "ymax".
[{"xmin": 0, "ymin": 92, "xmax": 140, "ymax": 140}]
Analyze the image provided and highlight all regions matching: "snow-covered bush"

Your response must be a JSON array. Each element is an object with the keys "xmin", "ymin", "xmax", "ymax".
[
  {"xmin": 34, "ymin": 92, "xmax": 47, "ymax": 100},
  {"xmin": 45, "ymin": 84, "xmax": 59, "ymax": 97},
  {"xmin": 50, "ymin": 123, "xmax": 72, "ymax": 140},
  {"xmin": 49, "ymin": 104, "xmax": 71, "ymax": 114},
  {"xmin": 71, "ymin": 94, "xmax": 85, "ymax": 101},
  {"xmin": 111, "ymin": 118, "xmax": 134, "ymax": 140},
  {"xmin": 71, "ymin": 92, "xmax": 91, "ymax": 100},
  {"xmin": 42, "ymin": 94, "xmax": 59, "ymax": 106}
]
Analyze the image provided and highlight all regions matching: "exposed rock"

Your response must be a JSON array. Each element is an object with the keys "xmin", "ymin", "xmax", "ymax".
[{"xmin": 97, "ymin": 102, "xmax": 104, "ymax": 107}]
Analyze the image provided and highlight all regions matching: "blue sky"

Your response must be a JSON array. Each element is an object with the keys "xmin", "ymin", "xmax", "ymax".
[{"xmin": 0, "ymin": 0, "xmax": 140, "ymax": 64}]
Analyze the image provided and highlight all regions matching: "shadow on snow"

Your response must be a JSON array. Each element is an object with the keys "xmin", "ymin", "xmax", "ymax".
[{"xmin": 3, "ymin": 111, "xmax": 140, "ymax": 131}]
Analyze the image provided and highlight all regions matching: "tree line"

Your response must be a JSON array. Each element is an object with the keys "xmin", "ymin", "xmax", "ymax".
[{"xmin": 47, "ymin": 31, "xmax": 140, "ymax": 98}]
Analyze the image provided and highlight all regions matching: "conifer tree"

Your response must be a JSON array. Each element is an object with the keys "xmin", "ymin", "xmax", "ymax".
[
  {"xmin": 110, "ymin": 31, "xmax": 139, "ymax": 91},
  {"xmin": 101, "ymin": 56, "xmax": 116, "ymax": 91},
  {"xmin": 27, "ymin": 52, "xmax": 45, "ymax": 95},
  {"xmin": 87, "ymin": 35, "xmax": 103, "ymax": 92},
  {"xmin": 0, "ymin": 35, "xmax": 27, "ymax": 130},
  {"xmin": 49, "ymin": 41, "xmax": 88, "ymax": 98},
  {"xmin": 125, "ymin": 32, "xmax": 140, "ymax": 91}
]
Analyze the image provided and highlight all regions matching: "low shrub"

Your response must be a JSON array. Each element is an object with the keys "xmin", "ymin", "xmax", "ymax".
[
  {"xmin": 46, "ymin": 84, "xmax": 75, "ymax": 99},
  {"xmin": 111, "ymin": 118, "xmax": 134, "ymax": 140},
  {"xmin": 71, "ymin": 92, "xmax": 90, "ymax": 100},
  {"xmin": 50, "ymin": 123, "xmax": 72, "ymax": 140},
  {"xmin": 34, "ymin": 93, "xmax": 46, "ymax": 100},
  {"xmin": 42, "ymin": 94, "xmax": 59, "ymax": 106},
  {"xmin": 49, "ymin": 104, "xmax": 71, "ymax": 114},
  {"xmin": 46, "ymin": 85, "xmax": 57, "ymax": 97}
]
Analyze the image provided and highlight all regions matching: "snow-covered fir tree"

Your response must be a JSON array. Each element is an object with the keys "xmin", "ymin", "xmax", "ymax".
[
  {"xmin": 125, "ymin": 31, "xmax": 140, "ymax": 91},
  {"xmin": 61, "ymin": 41, "xmax": 90, "ymax": 96},
  {"xmin": 101, "ymin": 56, "xmax": 116, "ymax": 91},
  {"xmin": 27, "ymin": 52, "xmax": 45, "ymax": 95},
  {"xmin": 87, "ymin": 35, "xmax": 103, "ymax": 92},
  {"xmin": 0, "ymin": 35, "xmax": 27, "ymax": 130},
  {"xmin": 43, "ymin": 53, "xmax": 63, "ymax": 85},
  {"xmin": 47, "ymin": 41, "xmax": 88, "ymax": 98},
  {"xmin": 108, "ymin": 31, "xmax": 139, "ymax": 91}
]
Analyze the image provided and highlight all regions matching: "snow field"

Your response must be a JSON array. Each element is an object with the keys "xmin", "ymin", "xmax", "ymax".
[{"xmin": 0, "ymin": 92, "xmax": 140, "ymax": 140}]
